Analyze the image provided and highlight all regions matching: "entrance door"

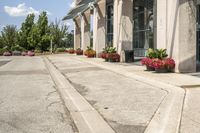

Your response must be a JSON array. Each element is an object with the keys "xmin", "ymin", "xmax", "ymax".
[
  {"xmin": 197, "ymin": 3, "xmax": 200, "ymax": 71},
  {"xmin": 133, "ymin": 0, "xmax": 154, "ymax": 57}
]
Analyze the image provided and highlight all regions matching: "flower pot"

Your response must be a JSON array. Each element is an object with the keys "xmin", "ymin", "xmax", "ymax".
[
  {"xmin": 87, "ymin": 54, "xmax": 95, "ymax": 58},
  {"xmin": 76, "ymin": 50, "xmax": 83, "ymax": 55},
  {"xmin": 146, "ymin": 66, "xmax": 155, "ymax": 71},
  {"xmin": 155, "ymin": 68, "xmax": 168, "ymax": 73}
]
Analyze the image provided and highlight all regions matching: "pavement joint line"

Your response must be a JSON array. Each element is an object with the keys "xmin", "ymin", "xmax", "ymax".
[
  {"xmin": 180, "ymin": 85, "xmax": 200, "ymax": 89},
  {"xmin": 178, "ymin": 88, "xmax": 187, "ymax": 132},
  {"xmin": 72, "ymin": 55, "xmax": 185, "ymax": 133},
  {"xmin": 43, "ymin": 57, "xmax": 116, "ymax": 133}
]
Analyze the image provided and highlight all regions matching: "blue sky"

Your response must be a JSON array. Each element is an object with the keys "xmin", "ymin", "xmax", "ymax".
[{"xmin": 0, "ymin": 0, "xmax": 74, "ymax": 31}]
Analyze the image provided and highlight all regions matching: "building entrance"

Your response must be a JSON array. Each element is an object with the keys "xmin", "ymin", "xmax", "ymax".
[{"xmin": 133, "ymin": 0, "xmax": 154, "ymax": 57}]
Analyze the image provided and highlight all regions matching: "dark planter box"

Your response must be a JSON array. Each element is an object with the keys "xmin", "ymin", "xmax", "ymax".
[
  {"xmin": 146, "ymin": 66, "xmax": 155, "ymax": 71},
  {"xmin": 155, "ymin": 68, "xmax": 168, "ymax": 73},
  {"xmin": 124, "ymin": 50, "xmax": 134, "ymax": 63}
]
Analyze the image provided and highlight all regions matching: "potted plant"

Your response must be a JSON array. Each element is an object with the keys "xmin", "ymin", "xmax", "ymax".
[
  {"xmin": 76, "ymin": 48, "xmax": 83, "ymax": 55},
  {"xmin": 101, "ymin": 47, "xmax": 120, "ymax": 62},
  {"xmin": 68, "ymin": 48, "xmax": 75, "ymax": 54},
  {"xmin": 21, "ymin": 51, "xmax": 27, "ymax": 56},
  {"xmin": 27, "ymin": 51, "xmax": 35, "ymax": 56},
  {"xmin": 152, "ymin": 58, "xmax": 175, "ymax": 73},
  {"xmin": 106, "ymin": 53, "xmax": 120, "ymax": 62},
  {"xmin": 141, "ymin": 57, "xmax": 155, "ymax": 71},
  {"xmin": 84, "ymin": 46, "xmax": 96, "ymax": 58},
  {"xmin": 141, "ymin": 48, "xmax": 169, "ymax": 71},
  {"xmin": 3, "ymin": 51, "xmax": 12, "ymax": 56},
  {"xmin": 164, "ymin": 58, "xmax": 176, "ymax": 72}
]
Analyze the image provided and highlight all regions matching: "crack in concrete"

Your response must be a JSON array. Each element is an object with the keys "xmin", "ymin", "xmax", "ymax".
[
  {"xmin": 56, "ymin": 111, "xmax": 65, "ymax": 123},
  {"xmin": 45, "ymin": 90, "xmax": 57, "ymax": 101},
  {"xmin": 184, "ymin": 114, "xmax": 200, "ymax": 126},
  {"xmin": 46, "ymin": 101, "xmax": 61, "ymax": 111}
]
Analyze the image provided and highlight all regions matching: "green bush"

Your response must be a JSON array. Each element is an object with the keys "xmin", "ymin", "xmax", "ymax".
[
  {"xmin": 155, "ymin": 49, "xmax": 168, "ymax": 59},
  {"xmin": 56, "ymin": 47, "xmax": 65, "ymax": 53},
  {"xmin": 34, "ymin": 49, "xmax": 42, "ymax": 53},
  {"xmin": 11, "ymin": 45, "xmax": 25, "ymax": 52},
  {"xmin": 0, "ymin": 48, "xmax": 6, "ymax": 55}
]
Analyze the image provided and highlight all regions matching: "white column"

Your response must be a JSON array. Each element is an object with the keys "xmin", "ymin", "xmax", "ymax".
[
  {"xmin": 94, "ymin": 0, "xmax": 106, "ymax": 56},
  {"xmin": 81, "ymin": 15, "xmax": 85, "ymax": 50},
  {"xmin": 113, "ymin": 0, "xmax": 119, "ymax": 49},
  {"xmin": 73, "ymin": 21, "xmax": 76, "ymax": 49},
  {"xmin": 117, "ymin": 0, "xmax": 123, "ymax": 53},
  {"xmin": 93, "ymin": 7, "xmax": 98, "ymax": 51},
  {"xmin": 117, "ymin": 0, "xmax": 133, "ymax": 54},
  {"xmin": 156, "ymin": 0, "xmax": 167, "ymax": 49}
]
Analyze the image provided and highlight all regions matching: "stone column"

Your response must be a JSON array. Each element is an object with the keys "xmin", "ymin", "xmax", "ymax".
[
  {"xmin": 177, "ymin": 0, "xmax": 196, "ymax": 72},
  {"xmin": 156, "ymin": 0, "xmax": 196, "ymax": 72},
  {"xmin": 156, "ymin": 0, "xmax": 167, "ymax": 49},
  {"xmin": 93, "ymin": 7, "xmax": 98, "ymax": 52},
  {"xmin": 113, "ymin": 0, "xmax": 119, "ymax": 49},
  {"xmin": 114, "ymin": 0, "xmax": 133, "ymax": 61},
  {"xmin": 81, "ymin": 10, "xmax": 91, "ymax": 51},
  {"xmin": 74, "ymin": 17, "xmax": 81, "ymax": 49},
  {"xmin": 93, "ymin": 0, "xmax": 106, "ymax": 56}
]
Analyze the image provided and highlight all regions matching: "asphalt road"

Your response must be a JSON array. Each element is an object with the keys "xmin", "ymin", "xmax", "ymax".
[{"xmin": 0, "ymin": 57, "xmax": 77, "ymax": 133}]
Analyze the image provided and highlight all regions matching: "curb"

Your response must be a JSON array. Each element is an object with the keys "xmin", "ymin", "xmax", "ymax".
[
  {"xmin": 74, "ymin": 56, "xmax": 185, "ymax": 133},
  {"xmin": 43, "ymin": 57, "xmax": 115, "ymax": 133}
]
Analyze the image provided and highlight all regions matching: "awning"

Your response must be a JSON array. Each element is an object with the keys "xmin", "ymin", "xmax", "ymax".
[{"xmin": 63, "ymin": 0, "xmax": 96, "ymax": 20}]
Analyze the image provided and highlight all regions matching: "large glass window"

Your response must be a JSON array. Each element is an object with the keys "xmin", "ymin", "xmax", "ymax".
[
  {"xmin": 106, "ymin": 4, "xmax": 114, "ymax": 46},
  {"xmin": 133, "ymin": 0, "xmax": 154, "ymax": 56}
]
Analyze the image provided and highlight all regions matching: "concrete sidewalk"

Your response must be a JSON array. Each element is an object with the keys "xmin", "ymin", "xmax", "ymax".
[
  {"xmin": 69, "ymin": 54, "xmax": 200, "ymax": 133},
  {"xmin": 46, "ymin": 54, "xmax": 193, "ymax": 133}
]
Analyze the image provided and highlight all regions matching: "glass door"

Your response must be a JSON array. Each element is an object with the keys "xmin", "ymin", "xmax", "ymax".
[
  {"xmin": 133, "ymin": 0, "xmax": 154, "ymax": 57},
  {"xmin": 106, "ymin": 3, "xmax": 114, "ymax": 47}
]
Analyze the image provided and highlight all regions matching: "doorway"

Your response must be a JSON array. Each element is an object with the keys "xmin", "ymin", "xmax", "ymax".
[{"xmin": 133, "ymin": 0, "xmax": 154, "ymax": 57}]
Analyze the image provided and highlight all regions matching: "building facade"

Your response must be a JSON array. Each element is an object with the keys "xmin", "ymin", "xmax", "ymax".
[{"xmin": 64, "ymin": 0, "xmax": 199, "ymax": 73}]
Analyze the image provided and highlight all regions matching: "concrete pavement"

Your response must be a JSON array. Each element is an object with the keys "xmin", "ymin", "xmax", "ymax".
[
  {"xmin": 0, "ymin": 57, "xmax": 77, "ymax": 133},
  {"xmin": 1, "ymin": 54, "xmax": 200, "ymax": 133},
  {"xmin": 47, "ymin": 54, "xmax": 185, "ymax": 133}
]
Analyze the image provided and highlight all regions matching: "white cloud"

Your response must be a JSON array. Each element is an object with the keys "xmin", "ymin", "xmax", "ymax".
[
  {"xmin": 4, "ymin": 3, "xmax": 51, "ymax": 17},
  {"xmin": 69, "ymin": 1, "xmax": 75, "ymax": 8},
  {"xmin": 63, "ymin": 21, "xmax": 71, "ymax": 26}
]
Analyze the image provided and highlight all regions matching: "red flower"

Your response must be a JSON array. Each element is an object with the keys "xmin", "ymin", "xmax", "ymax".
[
  {"xmin": 152, "ymin": 58, "xmax": 176, "ymax": 70},
  {"xmin": 141, "ymin": 58, "xmax": 153, "ymax": 67}
]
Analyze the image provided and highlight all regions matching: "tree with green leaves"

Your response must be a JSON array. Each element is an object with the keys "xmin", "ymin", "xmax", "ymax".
[
  {"xmin": 27, "ymin": 24, "xmax": 40, "ymax": 50},
  {"xmin": 1, "ymin": 25, "xmax": 18, "ymax": 50},
  {"xmin": 18, "ymin": 13, "xmax": 35, "ymax": 50},
  {"xmin": 37, "ymin": 11, "xmax": 50, "ymax": 51},
  {"xmin": 66, "ymin": 30, "xmax": 74, "ymax": 48},
  {"xmin": 49, "ymin": 19, "xmax": 69, "ymax": 50}
]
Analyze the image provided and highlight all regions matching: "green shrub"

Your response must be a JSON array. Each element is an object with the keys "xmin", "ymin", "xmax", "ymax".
[
  {"xmin": 146, "ymin": 48, "xmax": 168, "ymax": 59},
  {"xmin": 34, "ymin": 49, "xmax": 42, "ymax": 53},
  {"xmin": 56, "ymin": 47, "xmax": 65, "ymax": 53},
  {"xmin": 0, "ymin": 48, "xmax": 6, "ymax": 55},
  {"xmin": 155, "ymin": 49, "xmax": 168, "ymax": 59},
  {"xmin": 11, "ymin": 45, "xmax": 25, "ymax": 52}
]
